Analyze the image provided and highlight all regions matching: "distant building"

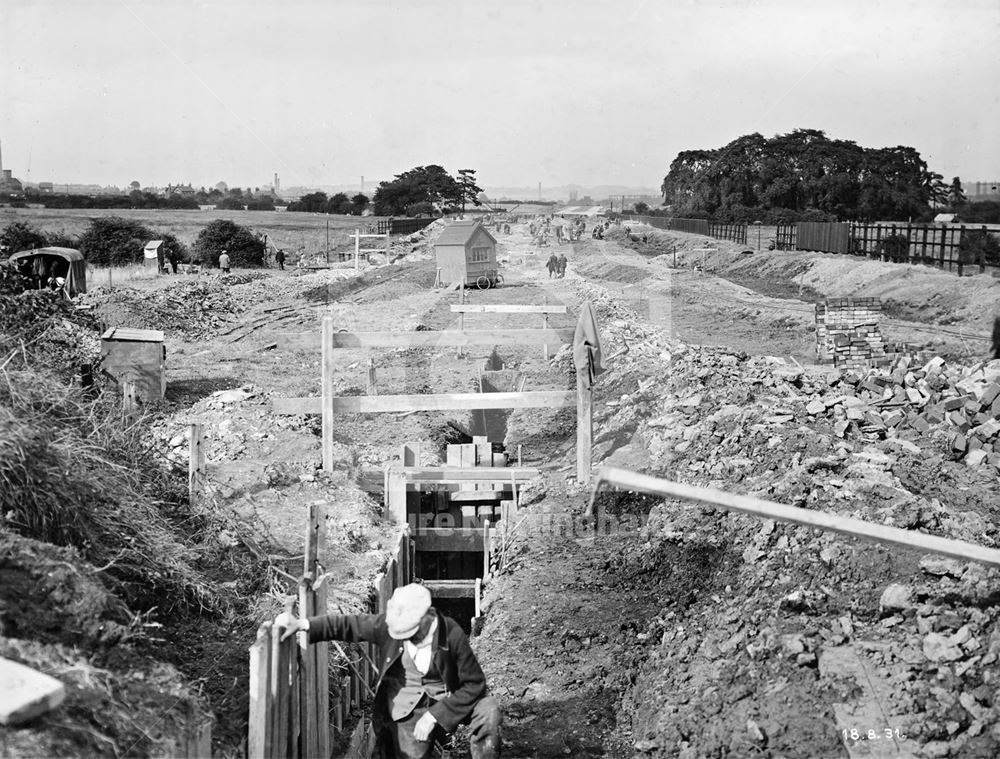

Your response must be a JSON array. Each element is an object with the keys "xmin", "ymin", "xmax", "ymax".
[
  {"xmin": 38, "ymin": 182, "xmax": 54, "ymax": 194},
  {"xmin": 0, "ymin": 140, "xmax": 24, "ymax": 195}
]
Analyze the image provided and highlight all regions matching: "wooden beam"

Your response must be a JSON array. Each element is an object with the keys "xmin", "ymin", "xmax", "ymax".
[
  {"xmin": 422, "ymin": 579, "xmax": 478, "ymax": 598},
  {"xmin": 450, "ymin": 490, "xmax": 505, "ymax": 502},
  {"xmin": 414, "ymin": 529, "xmax": 486, "ymax": 552},
  {"xmin": 188, "ymin": 423, "xmax": 205, "ymax": 506},
  {"xmin": 590, "ymin": 466, "xmax": 1000, "ymax": 568},
  {"xmin": 398, "ymin": 466, "xmax": 539, "ymax": 482},
  {"xmin": 273, "ymin": 391, "xmax": 575, "ymax": 415},
  {"xmin": 270, "ymin": 328, "xmax": 574, "ymax": 349},
  {"xmin": 450, "ymin": 304, "xmax": 568, "ymax": 314}
]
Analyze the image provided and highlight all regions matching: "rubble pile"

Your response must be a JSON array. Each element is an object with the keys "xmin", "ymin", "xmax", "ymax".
[
  {"xmin": 806, "ymin": 355, "xmax": 1000, "ymax": 471},
  {"xmin": 546, "ymin": 279, "xmax": 1000, "ymax": 757},
  {"xmin": 89, "ymin": 278, "xmax": 253, "ymax": 337}
]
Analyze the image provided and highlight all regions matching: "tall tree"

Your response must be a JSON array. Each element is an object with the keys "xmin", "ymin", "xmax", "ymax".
[
  {"xmin": 949, "ymin": 177, "xmax": 966, "ymax": 207},
  {"xmin": 372, "ymin": 165, "xmax": 465, "ymax": 215}
]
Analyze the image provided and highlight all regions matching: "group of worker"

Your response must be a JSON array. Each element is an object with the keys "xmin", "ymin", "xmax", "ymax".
[{"xmin": 546, "ymin": 251, "xmax": 568, "ymax": 278}]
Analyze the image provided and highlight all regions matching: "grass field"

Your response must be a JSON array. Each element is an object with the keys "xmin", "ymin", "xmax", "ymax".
[{"xmin": 0, "ymin": 207, "xmax": 373, "ymax": 257}]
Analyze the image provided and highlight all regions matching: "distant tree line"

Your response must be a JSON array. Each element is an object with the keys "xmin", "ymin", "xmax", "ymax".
[
  {"xmin": 660, "ymin": 129, "xmax": 962, "ymax": 223},
  {"xmin": 286, "ymin": 191, "xmax": 369, "ymax": 215}
]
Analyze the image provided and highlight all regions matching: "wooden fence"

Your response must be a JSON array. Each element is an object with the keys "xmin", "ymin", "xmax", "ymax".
[
  {"xmin": 372, "ymin": 217, "xmax": 436, "ymax": 236},
  {"xmin": 783, "ymin": 221, "xmax": 1000, "ymax": 275},
  {"xmin": 247, "ymin": 505, "xmax": 414, "ymax": 759},
  {"xmin": 708, "ymin": 221, "xmax": 748, "ymax": 245},
  {"xmin": 629, "ymin": 215, "xmax": 747, "ymax": 244}
]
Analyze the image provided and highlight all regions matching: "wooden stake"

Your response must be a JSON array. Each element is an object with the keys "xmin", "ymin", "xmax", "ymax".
[
  {"xmin": 367, "ymin": 357, "xmax": 377, "ymax": 396},
  {"xmin": 542, "ymin": 296, "xmax": 549, "ymax": 360},
  {"xmin": 354, "ymin": 230, "xmax": 360, "ymax": 272},
  {"xmin": 122, "ymin": 379, "xmax": 138, "ymax": 425},
  {"xmin": 322, "ymin": 315, "xmax": 335, "ymax": 472},
  {"xmin": 188, "ymin": 423, "xmax": 205, "ymax": 506},
  {"xmin": 576, "ymin": 370, "xmax": 592, "ymax": 484}
]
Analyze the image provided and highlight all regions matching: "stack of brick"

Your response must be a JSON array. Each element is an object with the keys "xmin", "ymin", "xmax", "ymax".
[
  {"xmin": 805, "ymin": 355, "xmax": 1000, "ymax": 470},
  {"xmin": 815, "ymin": 297, "xmax": 887, "ymax": 369}
]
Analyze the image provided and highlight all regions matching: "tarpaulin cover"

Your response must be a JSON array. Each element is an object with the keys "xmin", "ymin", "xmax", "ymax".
[{"xmin": 573, "ymin": 300, "xmax": 605, "ymax": 389}]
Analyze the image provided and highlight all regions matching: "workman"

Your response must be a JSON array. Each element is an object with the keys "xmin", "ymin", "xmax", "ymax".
[
  {"xmin": 275, "ymin": 248, "xmax": 286, "ymax": 270},
  {"xmin": 218, "ymin": 249, "xmax": 231, "ymax": 274},
  {"xmin": 546, "ymin": 252, "xmax": 559, "ymax": 278},
  {"xmin": 557, "ymin": 252, "xmax": 567, "ymax": 277},
  {"xmin": 282, "ymin": 583, "xmax": 500, "ymax": 759}
]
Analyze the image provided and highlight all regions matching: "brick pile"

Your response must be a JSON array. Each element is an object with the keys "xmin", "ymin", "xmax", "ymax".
[
  {"xmin": 806, "ymin": 354, "xmax": 1000, "ymax": 470},
  {"xmin": 815, "ymin": 297, "xmax": 887, "ymax": 369}
]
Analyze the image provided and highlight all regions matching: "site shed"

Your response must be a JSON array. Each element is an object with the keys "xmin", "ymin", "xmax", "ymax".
[
  {"xmin": 100, "ymin": 327, "xmax": 166, "ymax": 400},
  {"xmin": 143, "ymin": 240, "xmax": 165, "ymax": 271},
  {"xmin": 434, "ymin": 220, "xmax": 500, "ymax": 288}
]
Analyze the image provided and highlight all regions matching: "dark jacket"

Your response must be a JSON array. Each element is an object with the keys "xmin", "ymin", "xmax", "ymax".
[{"xmin": 308, "ymin": 609, "xmax": 487, "ymax": 732}]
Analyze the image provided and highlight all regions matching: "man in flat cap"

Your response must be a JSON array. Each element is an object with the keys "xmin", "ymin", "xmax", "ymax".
[{"xmin": 282, "ymin": 582, "xmax": 500, "ymax": 758}]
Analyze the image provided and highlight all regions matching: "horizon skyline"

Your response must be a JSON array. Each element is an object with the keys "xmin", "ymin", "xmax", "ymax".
[{"xmin": 3, "ymin": 1, "xmax": 998, "ymax": 191}]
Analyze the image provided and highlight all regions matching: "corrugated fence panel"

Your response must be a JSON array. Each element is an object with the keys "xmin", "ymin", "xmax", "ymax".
[{"xmin": 796, "ymin": 222, "xmax": 850, "ymax": 254}]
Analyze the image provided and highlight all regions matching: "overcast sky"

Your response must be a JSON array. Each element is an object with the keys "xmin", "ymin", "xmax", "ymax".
[{"xmin": 2, "ymin": 0, "xmax": 998, "ymax": 192}]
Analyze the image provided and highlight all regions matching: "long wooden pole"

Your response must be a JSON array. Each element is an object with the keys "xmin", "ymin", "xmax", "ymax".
[
  {"xmin": 354, "ymin": 230, "xmax": 360, "ymax": 272},
  {"xmin": 589, "ymin": 466, "xmax": 1000, "ymax": 567},
  {"xmin": 576, "ymin": 370, "xmax": 592, "ymax": 484},
  {"xmin": 322, "ymin": 315, "xmax": 335, "ymax": 471}
]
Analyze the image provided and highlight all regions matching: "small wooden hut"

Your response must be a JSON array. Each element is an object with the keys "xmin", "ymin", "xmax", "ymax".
[{"xmin": 434, "ymin": 220, "xmax": 500, "ymax": 288}]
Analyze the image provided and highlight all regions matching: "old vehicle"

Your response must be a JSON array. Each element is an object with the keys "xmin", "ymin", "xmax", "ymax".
[{"xmin": 6, "ymin": 247, "xmax": 87, "ymax": 298}]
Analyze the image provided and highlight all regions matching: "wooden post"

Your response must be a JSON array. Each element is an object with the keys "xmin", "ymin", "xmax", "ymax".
[
  {"xmin": 270, "ymin": 625, "xmax": 292, "ymax": 759},
  {"xmin": 401, "ymin": 442, "xmax": 419, "ymax": 467},
  {"xmin": 367, "ymin": 357, "xmax": 377, "ymax": 396},
  {"xmin": 939, "ymin": 225, "xmax": 948, "ymax": 271},
  {"xmin": 322, "ymin": 315, "xmax": 335, "ymax": 472},
  {"xmin": 354, "ymin": 230, "xmax": 360, "ymax": 272},
  {"xmin": 188, "ymin": 423, "xmax": 205, "ymax": 506},
  {"xmin": 122, "ymin": 379, "xmax": 138, "ymax": 425},
  {"xmin": 958, "ymin": 226, "xmax": 965, "ymax": 276},
  {"xmin": 542, "ymin": 297, "xmax": 549, "ymax": 360},
  {"xmin": 483, "ymin": 522, "xmax": 491, "ymax": 579},
  {"xmin": 921, "ymin": 226, "xmax": 929, "ymax": 266},
  {"xmin": 108, "ymin": 268, "xmax": 113, "ymax": 291},
  {"xmin": 979, "ymin": 226, "xmax": 988, "ymax": 274},
  {"xmin": 576, "ymin": 370, "xmax": 592, "ymax": 484},
  {"xmin": 517, "ymin": 444, "xmax": 522, "ymax": 468}
]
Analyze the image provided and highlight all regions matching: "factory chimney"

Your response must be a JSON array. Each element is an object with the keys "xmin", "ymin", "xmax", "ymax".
[{"xmin": 273, "ymin": 172, "xmax": 280, "ymax": 194}]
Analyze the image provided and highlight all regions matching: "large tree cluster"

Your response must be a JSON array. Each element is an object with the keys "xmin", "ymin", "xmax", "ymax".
[
  {"xmin": 372, "ymin": 165, "xmax": 482, "ymax": 216},
  {"xmin": 661, "ymin": 129, "xmax": 944, "ymax": 222}
]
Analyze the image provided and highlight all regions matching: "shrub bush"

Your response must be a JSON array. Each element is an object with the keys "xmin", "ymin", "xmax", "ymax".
[
  {"xmin": 193, "ymin": 219, "xmax": 265, "ymax": 268},
  {"xmin": 1, "ymin": 221, "xmax": 48, "ymax": 255},
  {"xmin": 78, "ymin": 217, "xmax": 156, "ymax": 265}
]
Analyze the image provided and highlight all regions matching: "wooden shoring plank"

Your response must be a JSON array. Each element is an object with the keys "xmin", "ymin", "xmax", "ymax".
[
  {"xmin": 269, "ymin": 625, "xmax": 293, "ymax": 759},
  {"xmin": 271, "ymin": 328, "xmax": 574, "ymax": 349},
  {"xmin": 248, "ymin": 622, "xmax": 272, "ymax": 759},
  {"xmin": 450, "ymin": 304, "xmax": 568, "ymax": 314},
  {"xmin": 591, "ymin": 466, "xmax": 1000, "ymax": 567},
  {"xmin": 314, "ymin": 576, "xmax": 330, "ymax": 759},
  {"xmin": 274, "ymin": 390, "xmax": 575, "ymax": 415},
  {"xmin": 304, "ymin": 502, "xmax": 324, "ymax": 577},
  {"xmin": 483, "ymin": 523, "xmax": 491, "ymax": 579},
  {"xmin": 414, "ymin": 529, "xmax": 486, "ymax": 552},
  {"xmin": 298, "ymin": 575, "xmax": 318, "ymax": 759},
  {"xmin": 422, "ymin": 579, "xmax": 478, "ymax": 598}
]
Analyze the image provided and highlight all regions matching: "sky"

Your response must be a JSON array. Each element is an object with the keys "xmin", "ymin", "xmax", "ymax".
[{"xmin": 1, "ymin": 0, "xmax": 998, "ymax": 193}]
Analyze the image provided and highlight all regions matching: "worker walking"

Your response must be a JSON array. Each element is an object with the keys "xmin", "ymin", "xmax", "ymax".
[
  {"xmin": 557, "ymin": 252, "xmax": 567, "ymax": 278},
  {"xmin": 546, "ymin": 252, "xmax": 559, "ymax": 278},
  {"xmin": 275, "ymin": 248, "xmax": 286, "ymax": 270},
  {"xmin": 282, "ymin": 583, "xmax": 501, "ymax": 759},
  {"xmin": 218, "ymin": 249, "xmax": 231, "ymax": 274}
]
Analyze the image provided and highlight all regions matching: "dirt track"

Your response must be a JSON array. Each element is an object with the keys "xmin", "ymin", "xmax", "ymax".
[{"xmin": 79, "ymin": 217, "xmax": 1000, "ymax": 757}]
